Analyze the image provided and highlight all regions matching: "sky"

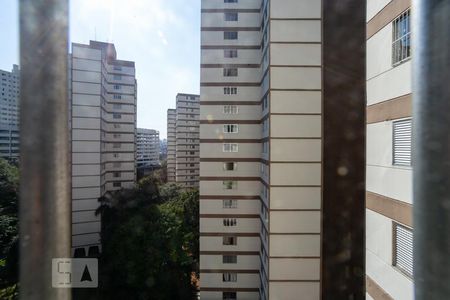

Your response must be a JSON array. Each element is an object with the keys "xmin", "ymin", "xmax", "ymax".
[{"xmin": 0, "ymin": 0, "xmax": 201, "ymax": 139}]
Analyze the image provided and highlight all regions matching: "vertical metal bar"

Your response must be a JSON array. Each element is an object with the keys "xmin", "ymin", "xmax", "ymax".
[
  {"xmin": 413, "ymin": 0, "xmax": 450, "ymax": 298},
  {"xmin": 19, "ymin": 0, "xmax": 70, "ymax": 299},
  {"xmin": 322, "ymin": 0, "xmax": 366, "ymax": 298}
]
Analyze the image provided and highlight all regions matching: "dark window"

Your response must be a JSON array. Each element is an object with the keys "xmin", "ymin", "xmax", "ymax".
[
  {"xmin": 224, "ymin": 12, "xmax": 238, "ymax": 21},
  {"xmin": 223, "ymin": 236, "xmax": 237, "ymax": 245},
  {"xmin": 393, "ymin": 222, "xmax": 413, "ymax": 277},
  {"xmin": 224, "ymin": 31, "xmax": 238, "ymax": 40},
  {"xmin": 223, "ymin": 292, "xmax": 237, "ymax": 300},
  {"xmin": 223, "ymin": 255, "xmax": 237, "ymax": 264},
  {"xmin": 224, "ymin": 49, "xmax": 238, "ymax": 58},
  {"xmin": 223, "ymin": 68, "xmax": 238, "ymax": 77}
]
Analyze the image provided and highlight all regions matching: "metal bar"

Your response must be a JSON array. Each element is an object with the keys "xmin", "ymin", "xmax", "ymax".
[
  {"xmin": 412, "ymin": 0, "xmax": 450, "ymax": 298},
  {"xmin": 19, "ymin": 0, "xmax": 70, "ymax": 299},
  {"xmin": 322, "ymin": 0, "xmax": 366, "ymax": 298}
]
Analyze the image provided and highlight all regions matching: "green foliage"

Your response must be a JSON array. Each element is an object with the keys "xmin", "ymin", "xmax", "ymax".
[
  {"xmin": 97, "ymin": 177, "xmax": 199, "ymax": 300},
  {"xmin": 0, "ymin": 159, "xmax": 19, "ymax": 292}
]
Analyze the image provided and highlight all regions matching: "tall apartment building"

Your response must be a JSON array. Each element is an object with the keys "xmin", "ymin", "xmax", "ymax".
[
  {"xmin": 200, "ymin": 1, "xmax": 322, "ymax": 299},
  {"xmin": 366, "ymin": 1, "xmax": 413, "ymax": 299},
  {"xmin": 175, "ymin": 93, "xmax": 200, "ymax": 188},
  {"xmin": 0, "ymin": 65, "xmax": 20, "ymax": 161},
  {"xmin": 136, "ymin": 128, "xmax": 160, "ymax": 167},
  {"xmin": 70, "ymin": 41, "xmax": 137, "ymax": 256},
  {"xmin": 167, "ymin": 108, "xmax": 176, "ymax": 182}
]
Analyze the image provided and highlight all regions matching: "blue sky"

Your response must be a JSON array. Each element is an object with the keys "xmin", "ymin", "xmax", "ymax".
[{"xmin": 0, "ymin": 0, "xmax": 201, "ymax": 138}]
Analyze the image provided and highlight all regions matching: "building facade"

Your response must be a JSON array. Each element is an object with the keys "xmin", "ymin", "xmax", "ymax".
[
  {"xmin": 136, "ymin": 128, "xmax": 160, "ymax": 168},
  {"xmin": 70, "ymin": 41, "xmax": 137, "ymax": 256},
  {"xmin": 200, "ymin": 1, "xmax": 322, "ymax": 299},
  {"xmin": 175, "ymin": 93, "xmax": 200, "ymax": 188},
  {"xmin": 0, "ymin": 65, "xmax": 20, "ymax": 161},
  {"xmin": 366, "ymin": 1, "xmax": 413, "ymax": 299},
  {"xmin": 167, "ymin": 108, "xmax": 177, "ymax": 182}
]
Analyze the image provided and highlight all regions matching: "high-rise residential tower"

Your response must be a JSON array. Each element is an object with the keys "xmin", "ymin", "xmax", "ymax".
[
  {"xmin": 136, "ymin": 128, "xmax": 160, "ymax": 168},
  {"xmin": 366, "ymin": 1, "xmax": 413, "ymax": 299},
  {"xmin": 70, "ymin": 41, "xmax": 137, "ymax": 256},
  {"xmin": 200, "ymin": 1, "xmax": 323, "ymax": 299},
  {"xmin": 0, "ymin": 65, "xmax": 20, "ymax": 161},
  {"xmin": 167, "ymin": 108, "xmax": 177, "ymax": 182},
  {"xmin": 175, "ymin": 93, "xmax": 200, "ymax": 188}
]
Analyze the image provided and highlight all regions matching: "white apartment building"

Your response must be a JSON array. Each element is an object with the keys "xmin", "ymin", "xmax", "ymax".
[
  {"xmin": 200, "ymin": 1, "xmax": 322, "ymax": 299},
  {"xmin": 0, "ymin": 65, "xmax": 20, "ymax": 161},
  {"xmin": 136, "ymin": 128, "xmax": 160, "ymax": 167},
  {"xmin": 176, "ymin": 93, "xmax": 200, "ymax": 188},
  {"xmin": 366, "ymin": 1, "xmax": 413, "ymax": 299},
  {"xmin": 70, "ymin": 41, "xmax": 137, "ymax": 256},
  {"xmin": 167, "ymin": 108, "xmax": 177, "ymax": 182}
]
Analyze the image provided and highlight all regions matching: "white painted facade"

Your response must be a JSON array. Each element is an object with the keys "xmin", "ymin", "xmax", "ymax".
[
  {"xmin": 200, "ymin": 0, "xmax": 322, "ymax": 299},
  {"xmin": 70, "ymin": 41, "xmax": 137, "ymax": 256},
  {"xmin": 366, "ymin": 1, "xmax": 414, "ymax": 299}
]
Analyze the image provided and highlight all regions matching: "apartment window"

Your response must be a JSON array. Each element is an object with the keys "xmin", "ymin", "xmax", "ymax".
[
  {"xmin": 113, "ymin": 133, "xmax": 121, "ymax": 138},
  {"xmin": 223, "ymin": 292, "xmax": 237, "ymax": 300},
  {"xmin": 224, "ymin": 0, "xmax": 238, "ymax": 3},
  {"xmin": 113, "ymin": 162, "xmax": 121, "ymax": 168},
  {"xmin": 223, "ymin": 143, "xmax": 238, "ymax": 152},
  {"xmin": 113, "ymin": 113, "xmax": 122, "ymax": 119},
  {"xmin": 113, "ymin": 94, "xmax": 122, "ymax": 99},
  {"xmin": 223, "ymin": 218, "xmax": 237, "ymax": 226},
  {"xmin": 223, "ymin": 162, "xmax": 237, "ymax": 171},
  {"xmin": 224, "ymin": 49, "xmax": 238, "ymax": 58},
  {"xmin": 223, "ymin": 199, "xmax": 237, "ymax": 208},
  {"xmin": 113, "ymin": 143, "xmax": 121, "ymax": 148},
  {"xmin": 393, "ymin": 119, "xmax": 412, "ymax": 166},
  {"xmin": 223, "ymin": 273, "xmax": 237, "ymax": 282},
  {"xmin": 223, "ymin": 124, "xmax": 238, "ymax": 133},
  {"xmin": 113, "ymin": 74, "xmax": 122, "ymax": 80},
  {"xmin": 113, "ymin": 84, "xmax": 121, "ymax": 90},
  {"xmin": 223, "ymin": 87, "xmax": 237, "ymax": 95},
  {"xmin": 113, "ymin": 153, "xmax": 120, "ymax": 158},
  {"xmin": 392, "ymin": 10, "xmax": 411, "ymax": 65},
  {"xmin": 223, "ymin": 68, "xmax": 238, "ymax": 77},
  {"xmin": 113, "ymin": 103, "xmax": 122, "ymax": 109},
  {"xmin": 113, "ymin": 172, "xmax": 121, "ymax": 178},
  {"xmin": 223, "ymin": 105, "xmax": 238, "ymax": 114},
  {"xmin": 224, "ymin": 31, "xmax": 238, "ymax": 40},
  {"xmin": 224, "ymin": 12, "xmax": 238, "ymax": 21},
  {"xmin": 223, "ymin": 255, "xmax": 237, "ymax": 264},
  {"xmin": 114, "ymin": 124, "xmax": 121, "ymax": 128},
  {"xmin": 223, "ymin": 181, "xmax": 237, "ymax": 190},
  {"xmin": 113, "ymin": 65, "xmax": 122, "ymax": 71},
  {"xmin": 113, "ymin": 182, "xmax": 121, "ymax": 188},
  {"xmin": 393, "ymin": 222, "xmax": 413, "ymax": 278},
  {"xmin": 223, "ymin": 236, "xmax": 237, "ymax": 245}
]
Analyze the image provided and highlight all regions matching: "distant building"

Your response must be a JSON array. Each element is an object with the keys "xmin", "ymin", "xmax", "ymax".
[
  {"xmin": 0, "ymin": 65, "xmax": 20, "ymax": 161},
  {"xmin": 167, "ymin": 108, "xmax": 176, "ymax": 182},
  {"xmin": 69, "ymin": 41, "xmax": 137, "ymax": 256},
  {"xmin": 175, "ymin": 93, "xmax": 200, "ymax": 188},
  {"xmin": 160, "ymin": 138, "xmax": 168, "ymax": 159},
  {"xmin": 136, "ymin": 128, "xmax": 160, "ymax": 168}
]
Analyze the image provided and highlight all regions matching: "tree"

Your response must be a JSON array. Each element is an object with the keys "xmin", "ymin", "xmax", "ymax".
[
  {"xmin": 96, "ymin": 178, "xmax": 199, "ymax": 299},
  {"xmin": 0, "ymin": 159, "xmax": 19, "ymax": 296}
]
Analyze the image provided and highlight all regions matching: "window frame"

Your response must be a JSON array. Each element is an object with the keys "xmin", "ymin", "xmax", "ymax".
[
  {"xmin": 392, "ymin": 222, "xmax": 413, "ymax": 278},
  {"xmin": 392, "ymin": 9, "xmax": 411, "ymax": 66}
]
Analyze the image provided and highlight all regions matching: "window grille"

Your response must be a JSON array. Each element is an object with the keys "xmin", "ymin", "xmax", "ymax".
[
  {"xmin": 393, "ymin": 222, "xmax": 413, "ymax": 278},
  {"xmin": 392, "ymin": 10, "xmax": 411, "ymax": 65},
  {"xmin": 393, "ymin": 119, "xmax": 412, "ymax": 166}
]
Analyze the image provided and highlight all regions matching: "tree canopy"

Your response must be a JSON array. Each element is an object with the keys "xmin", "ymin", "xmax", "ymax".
[{"xmin": 95, "ymin": 177, "xmax": 199, "ymax": 300}]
